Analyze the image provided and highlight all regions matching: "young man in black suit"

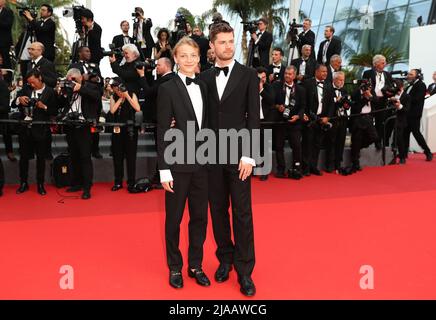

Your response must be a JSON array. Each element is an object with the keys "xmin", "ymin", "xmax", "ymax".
[
  {"xmin": 251, "ymin": 18, "xmax": 273, "ymax": 68},
  {"xmin": 317, "ymin": 26, "xmax": 342, "ymax": 65},
  {"xmin": 14, "ymin": 70, "xmax": 58, "ymax": 195},
  {"xmin": 291, "ymin": 44, "xmax": 316, "ymax": 84},
  {"xmin": 267, "ymin": 47, "xmax": 285, "ymax": 84},
  {"xmin": 157, "ymin": 37, "xmax": 210, "ymax": 289},
  {"xmin": 80, "ymin": 9, "xmax": 103, "ymax": 65},
  {"xmin": 112, "ymin": 20, "xmax": 134, "ymax": 50},
  {"xmin": 200, "ymin": 23, "xmax": 260, "ymax": 297},
  {"xmin": 404, "ymin": 69, "xmax": 433, "ymax": 161},
  {"xmin": 0, "ymin": 0, "xmax": 14, "ymax": 77},
  {"xmin": 132, "ymin": 7, "xmax": 155, "ymax": 60},
  {"xmin": 22, "ymin": 4, "xmax": 56, "ymax": 62}
]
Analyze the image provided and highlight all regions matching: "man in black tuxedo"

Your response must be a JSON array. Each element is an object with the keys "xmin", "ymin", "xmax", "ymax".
[
  {"xmin": 302, "ymin": 64, "xmax": 335, "ymax": 176},
  {"xmin": 291, "ymin": 44, "xmax": 316, "ymax": 84},
  {"xmin": 26, "ymin": 42, "xmax": 57, "ymax": 88},
  {"xmin": 192, "ymin": 26, "xmax": 210, "ymax": 71},
  {"xmin": 112, "ymin": 20, "xmax": 134, "ymax": 49},
  {"xmin": 428, "ymin": 71, "xmax": 436, "ymax": 96},
  {"xmin": 297, "ymin": 18, "xmax": 316, "ymax": 59},
  {"xmin": 317, "ymin": 26, "xmax": 342, "ymax": 65},
  {"xmin": 80, "ymin": 9, "xmax": 103, "ymax": 65},
  {"xmin": 0, "ymin": 0, "xmax": 14, "ymax": 78},
  {"xmin": 404, "ymin": 69, "xmax": 433, "ymax": 161},
  {"xmin": 272, "ymin": 65, "xmax": 306, "ymax": 179},
  {"xmin": 362, "ymin": 54, "xmax": 394, "ymax": 149},
  {"xmin": 110, "ymin": 44, "xmax": 144, "ymax": 95},
  {"xmin": 326, "ymin": 54, "xmax": 342, "ymax": 84},
  {"xmin": 0, "ymin": 73, "xmax": 9, "ymax": 196},
  {"xmin": 14, "ymin": 70, "xmax": 58, "ymax": 195},
  {"xmin": 58, "ymin": 68, "xmax": 102, "ymax": 200},
  {"xmin": 251, "ymin": 18, "xmax": 273, "ymax": 68},
  {"xmin": 22, "ymin": 4, "xmax": 56, "ymax": 62},
  {"xmin": 132, "ymin": 7, "xmax": 155, "ymax": 60},
  {"xmin": 267, "ymin": 47, "xmax": 285, "ymax": 84},
  {"xmin": 200, "ymin": 23, "xmax": 260, "ymax": 297}
]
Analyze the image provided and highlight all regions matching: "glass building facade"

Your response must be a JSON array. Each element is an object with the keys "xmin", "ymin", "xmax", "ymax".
[{"xmin": 292, "ymin": 0, "xmax": 436, "ymax": 68}]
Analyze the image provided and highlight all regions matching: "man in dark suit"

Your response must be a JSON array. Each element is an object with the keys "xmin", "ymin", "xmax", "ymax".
[
  {"xmin": 428, "ymin": 71, "xmax": 436, "ymax": 96},
  {"xmin": 267, "ymin": 47, "xmax": 285, "ymax": 84},
  {"xmin": 80, "ymin": 9, "xmax": 103, "ymax": 65},
  {"xmin": 132, "ymin": 7, "xmax": 155, "ymax": 60},
  {"xmin": 0, "ymin": 73, "xmax": 9, "ymax": 196},
  {"xmin": 110, "ymin": 44, "xmax": 144, "ymax": 95},
  {"xmin": 317, "ymin": 26, "xmax": 342, "ymax": 65},
  {"xmin": 251, "ymin": 18, "xmax": 273, "ymax": 68},
  {"xmin": 272, "ymin": 65, "xmax": 306, "ymax": 179},
  {"xmin": 326, "ymin": 54, "xmax": 342, "ymax": 84},
  {"xmin": 58, "ymin": 68, "xmax": 102, "ymax": 200},
  {"xmin": 0, "ymin": 0, "xmax": 14, "ymax": 78},
  {"xmin": 297, "ymin": 18, "xmax": 316, "ymax": 59},
  {"xmin": 404, "ymin": 69, "xmax": 433, "ymax": 161},
  {"xmin": 200, "ymin": 23, "xmax": 260, "ymax": 297},
  {"xmin": 302, "ymin": 64, "xmax": 335, "ymax": 176},
  {"xmin": 22, "ymin": 4, "xmax": 56, "ymax": 62},
  {"xmin": 26, "ymin": 42, "xmax": 57, "ymax": 88},
  {"xmin": 14, "ymin": 69, "xmax": 58, "ymax": 195},
  {"xmin": 362, "ymin": 54, "xmax": 394, "ymax": 149},
  {"xmin": 291, "ymin": 44, "xmax": 316, "ymax": 84},
  {"xmin": 192, "ymin": 26, "xmax": 210, "ymax": 71},
  {"xmin": 112, "ymin": 20, "xmax": 134, "ymax": 50}
]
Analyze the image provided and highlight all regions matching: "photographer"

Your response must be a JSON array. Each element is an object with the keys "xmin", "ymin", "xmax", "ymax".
[
  {"xmin": 404, "ymin": 69, "xmax": 433, "ymax": 161},
  {"xmin": 0, "ymin": 0, "xmax": 14, "ymax": 81},
  {"xmin": 350, "ymin": 80, "xmax": 379, "ymax": 173},
  {"xmin": 109, "ymin": 78, "xmax": 141, "ymax": 193},
  {"xmin": 58, "ymin": 68, "xmax": 101, "ymax": 200},
  {"xmin": 317, "ymin": 26, "xmax": 342, "ymax": 65},
  {"xmin": 22, "ymin": 4, "xmax": 56, "ymax": 62},
  {"xmin": 291, "ymin": 44, "xmax": 316, "ymax": 84},
  {"xmin": 14, "ymin": 69, "xmax": 58, "ymax": 196},
  {"xmin": 251, "ymin": 18, "xmax": 273, "ymax": 68},
  {"xmin": 191, "ymin": 26, "xmax": 210, "ymax": 71},
  {"xmin": 132, "ymin": 7, "xmax": 154, "ymax": 60},
  {"xmin": 0, "ymin": 73, "xmax": 10, "ymax": 196},
  {"xmin": 80, "ymin": 9, "xmax": 103, "ymax": 64},
  {"xmin": 297, "ymin": 18, "xmax": 315, "ymax": 59},
  {"xmin": 267, "ymin": 48, "xmax": 285, "ymax": 84},
  {"xmin": 272, "ymin": 66, "xmax": 306, "ymax": 179}
]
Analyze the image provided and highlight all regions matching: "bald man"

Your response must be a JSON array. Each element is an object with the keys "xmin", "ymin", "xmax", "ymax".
[{"xmin": 26, "ymin": 42, "xmax": 57, "ymax": 88}]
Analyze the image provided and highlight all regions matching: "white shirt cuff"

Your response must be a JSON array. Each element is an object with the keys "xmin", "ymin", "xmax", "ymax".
[
  {"xmin": 241, "ymin": 156, "xmax": 256, "ymax": 167},
  {"xmin": 398, "ymin": 104, "xmax": 403, "ymax": 110},
  {"xmin": 159, "ymin": 170, "xmax": 173, "ymax": 183}
]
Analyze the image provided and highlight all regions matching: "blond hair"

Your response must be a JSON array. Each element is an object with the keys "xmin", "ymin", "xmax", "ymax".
[{"xmin": 173, "ymin": 37, "xmax": 200, "ymax": 57}]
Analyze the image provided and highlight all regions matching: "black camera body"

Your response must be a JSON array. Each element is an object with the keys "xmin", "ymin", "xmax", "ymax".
[
  {"xmin": 382, "ymin": 82, "xmax": 401, "ymax": 98},
  {"xmin": 283, "ymin": 98, "xmax": 297, "ymax": 120},
  {"xmin": 336, "ymin": 95, "xmax": 352, "ymax": 116},
  {"xmin": 58, "ymin": 79, "xmax": 76, "ymax": 98},
  {"xmin": 135, "ymin": 59, "xmax": 156, "ymax": 71},
  {"xmin": 241, "ymin": 20, "xmax": 259, "ymax": 34},
  {"xmin": 102, "ymin": 43, "xmax": 124, "ymax": 59},
  {"xmin": 63, "ymin": 5, "xmax": 87, "ymax": 35},
  {"xmin": 23, "ymin": 97, "xmax": 38, "ymax": 119},
  {"xmin": 354, "ymin": 79, "xmax": 372, "ymax": 92},
  {"xmin": 18, "ymin": 6, "xmax": 38, "ymax": 19},
  {"xmin": 288, "ymin": 19, "xmax": 303, "ymax": 44}
]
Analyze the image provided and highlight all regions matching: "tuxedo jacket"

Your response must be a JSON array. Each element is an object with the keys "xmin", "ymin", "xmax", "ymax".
[
  {"xmin": 133, "ymin": 19, "xmax": 155, "ymax": 59},
  {"xmin": 27, "ymin": 57, "xmax": 57, "ymax": 88},
  {"xmin": 428, "ymin": 83, "xmax": 436, "ymax": 96},
  {"xmin": 156, "ymin": 76, "xmax": 208, "ymax": 173},
  {"xmin": 255, "ymin": 31, "xmax": 273, "ymax": 67},
  {"xmin": 272, "ymin": 81, "xmax": 306, "ymax": 122},
  {"xmin": 405, "ymin": 80, "xmax": 427, "ymax": 119},
  {"xmin": 0, "ymin": 6, "xmax": 14, "ymax": 48},
  {"xmin": 297, "ymin": 29, "xmax": 316, "ymax": 59},
  {"xmin": 260, "ymin": 82, "xmax": 275, "ymax": 121},
  {"xmin": 112, "ymin": 34, "xmax": 135, "ymax": 49},
  {"xmin": 362, "ymin": 68, "xmax": 394, "ymax": 105},
  {"xmin": 141, "ymin": 72, "xmax": 176, "ymax": 121},
  {"xmin": 317, "ymin": 36, "xmax": 342, "ymax": 65},
  {"xmin": 266, "ymin": 63, "xmax": 285, "ymax": 83},
  {"xmin": 395, "ymin": 92, "xmax": 411, "ymax": 128},
  {"xmin": 291, "ymin": 57, "xmax": 316, "ymax": 81},
  {"xmin": 58, "ymin": 82, "xmax": 101, "ymax": 120},
  {"xmin": 199, "ymin": 61, "xmax": 260, "ymax": 161},
  {"xmin": 30, "ymin": 18, "xmax": 56, "ymax": 61},
  {"xmin": 86, "ymin": 22, "xmax": 103, "ymax": 64},
  {"xmin": 326, "ymin": 65, "xmax": 342, "ymax": 84},
  {"xmin": 0, "ymin": 79, "xmax": 9, "ymax": 134},
  {"xmin": 303, "ymin": 78, "xmax": 335, "ymax": 118}
]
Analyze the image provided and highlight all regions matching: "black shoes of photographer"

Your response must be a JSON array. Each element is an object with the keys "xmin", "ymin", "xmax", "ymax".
[
  {"xmin": 288, "ymin": 169, "xmax": 303, "ymax": 180},
  {"xmin": 111, "ymin": 184, "xmax": 123, "ymax": 192},
  {"xmin": 81, "ymin": 190, "xmax": 91, "ymax": 200},
  {"xmin": 37, "ymin": 184, "xmax": 47, "ymax": 195},
  {"xmin": 16, "ymin": 182, "xmax": 29, "ymax": 194},
  {"xmin": 169, "ymin": 271, "xmax": 183, "ymax": 289},
  {"xmin": 310, "ymin": 168, "xmax": 323, "ymax": 176},
  {"xmin": 425, "ymin": 151, "xmax": 433, "ymax": 162},
  {"xmin": 188, "ymin": 268, "xmax": 211, "ymax": 287},
  {"xmin": 238, "ymin": 275, "xmax": 256, "ymax": 297},
  {"xmin": 215, "ymin": 263, "xmax": 233, "ymax": 283}
]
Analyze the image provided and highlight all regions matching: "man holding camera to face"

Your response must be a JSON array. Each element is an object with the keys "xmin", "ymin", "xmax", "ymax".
[
  {"xmin": 0, "ymin": 0, "xmax": 14, "ymax": 79},
  {"xmin": 251, "ymin": 18, "xmax": 273, "ymax": 68},
  {"xmin": 79, "ymin": 9, "xmax": 103, "ymax": 65},
  {"xmin": 14, "ymin": 69, "xmax": 58, "ymax": 196},
  {"xmin": 0, "ymin": 72, "xmax": 9, "ymax": 197},
  {"xmin": 132, "ymin": 7, "xmax": 155, "ymax": 60},
  {"xmin": 58, "ymin": 68, "xmax": 101, "ymax": 200}
]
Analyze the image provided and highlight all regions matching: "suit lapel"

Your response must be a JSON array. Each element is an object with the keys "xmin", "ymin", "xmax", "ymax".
[
  {"xmin": 174, "ymin": 76, "xmax": 199, "ymax": 128},
  {"xmin": 221, "ymin": 62, "xmax": 244, "ymax": 103}
]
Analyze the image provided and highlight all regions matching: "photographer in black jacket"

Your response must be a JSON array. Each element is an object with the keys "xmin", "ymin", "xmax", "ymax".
[{"xmin": 0, "ymin": 73, "xmax": 9, "ymax": 196}]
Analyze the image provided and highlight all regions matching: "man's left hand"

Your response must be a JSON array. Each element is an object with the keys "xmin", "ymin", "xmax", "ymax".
[{"xmin": 239, "ymin": 160, "xmax": 253, "ymax": 181}]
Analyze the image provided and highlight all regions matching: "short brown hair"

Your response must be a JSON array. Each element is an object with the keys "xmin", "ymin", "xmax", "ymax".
[
  {"xmin": 173, "ymin": 37, "xmax": 200, "ymax": 57},
  {"xmin": 209, "ymin": 22, "xmax": 234, "ymax": 43}
]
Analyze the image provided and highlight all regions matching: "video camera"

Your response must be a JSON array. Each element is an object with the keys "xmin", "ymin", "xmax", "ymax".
[
  {"xmin": 63, "ymin": 5, "xmax": 87, "ymax": 35},
  {"xmin": 135, "ymin": 59, "xmax": 156, "ymax": 71},
  {"xmin": 287, "ymin": 19, "xmax": 303, "ymax": 45},
  {"xmin": 351, "ymin": 79, "xmax": 372, "ymax": 92},
  {"xmin": 18, "ymin": 6, "xmax": 38, "ymax": 19},
  {"xmin": 241, "ymin": 20, "xmax": 259, "ymax": 34},
  {"xmin": 102, "ymin": 44, "xmax": 123, "ymax": 60},
  {"xmin": 58, "ymin": 78, "xmax": 76, "ymax": 98}
]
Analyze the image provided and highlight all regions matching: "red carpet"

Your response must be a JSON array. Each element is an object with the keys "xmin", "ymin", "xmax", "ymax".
[{"xmin": 1, "ymin": 154, "xmax": 436, "ymax": 300}]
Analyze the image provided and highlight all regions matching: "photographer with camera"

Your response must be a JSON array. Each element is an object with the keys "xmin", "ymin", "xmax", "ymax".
[
  {"xmin": 108, "ymin": 77, "xmax": 141, "ymax": 193},
  {"xmin": 0, "ymin": 0, "xmax": 14, "ymax": 83},
  {"xmin": 291, "ymin": 44, "xmax": 316, "ymax": 84},
  {"xmin": 297, "ymin": 19, "xmax": 315, "ymax": 60},
  {"xmin": 250, "ymin": 18, "xmax": 273, "ymax": 68},
  {"xmin": 272, "ymin": 65, "xmax": 306, "ymax": 180},
  {"xmin": 302, "ymin": 64, "xmax": 335, "ymax": 176},
  {"xmin": 14, "ymin": 69, "xmax": 58, "ymax": 195},
  {"xmin": 0, "ymin": 72, "xmax": 10, "ymax": 196},
  {"xmin": 132, "ymin": 7, "xmax": 154, "ymax": 60},
  {"xmin": 58, "ymin": 68, "xmax": 101, "ymax": 200},
  {"xmin": 317, "ymin": 26, "xmax": 342, "ymax": 66},
  {"xmin": 350, "ymin": 78, "xmax": 379, "ymax": 173},
  {"xmin": 22, "ymin": 4, "xmax": 56, "ymax": 62},
  {"xmin": 404, "ymin": 69, "xmax": 433, "ymax": 161},
  {"xmin": 267, "ymin": 48, "xmax": 285, "ymax": 84},
  {"xmin": 79, "ymin": 9, "xmax": 103, "ymax": 65},
  {"xmin": 362, "ymin": 54, "xmax": 394, "ymax": 150}
]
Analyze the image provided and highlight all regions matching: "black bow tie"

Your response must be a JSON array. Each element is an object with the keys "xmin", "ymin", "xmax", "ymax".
[
  {"xmin": 215, "ymin": 66, "xmax": 229, "ymax": 77},
  {"xmin": 317, "ymin": 81, "xmax": 324, "ymax": 85},
  {"xmin": 31, "ymin": 61, "xmax": 37, "ymax": 68},
  {"xmin": 186, "ymin": 77, "xmax": 200, "ymax": 86},
  {"xmin": 285, "ymin": 84, "xmax": 294, "ymax": 90}
]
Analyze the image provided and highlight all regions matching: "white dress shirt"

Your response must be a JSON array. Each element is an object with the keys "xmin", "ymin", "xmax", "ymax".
[
  {"xmin": 316, "ymin": 81, "xmax": 324, "ymax": 115},
  {"xmin": 375, "ymin": 72, "xmax": 385, "ymax": 97}
]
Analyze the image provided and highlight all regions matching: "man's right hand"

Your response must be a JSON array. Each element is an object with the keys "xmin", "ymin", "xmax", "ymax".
[
  {"xmin": 162, "ymin": 181, "xmax": 174, "ymax": 193},
  {"xmin": 277, "ymin": 105, "xmax": 285, "ymax": 113},
  {"xmin": 18, "ymin": 96, "xmax": 30, "ymax": 106}
]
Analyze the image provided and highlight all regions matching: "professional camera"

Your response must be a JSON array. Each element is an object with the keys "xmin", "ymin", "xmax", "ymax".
[
  {"xmin": 135, "ymin": 59, "xmax": 156, "ymax": 71},
  {"xmin": 283, "ymin": 98, "xmax": 296, "ymax": 119},
  {"xmin": 58, "ymin": 79, "xmax": 76, "ymax": 98},
  {"xmin": 108, "ymin": 78, "xmax": 127, "ymax": 92},
  {"xmin": 23, "ymin": 97, "xmax": 38, "ymax": 120},
  {"xmin": 18, "ymin": 6, "xmax": 38, "ymax": 19},
  {"xmin": 336, "ymin": 95, "xmax": 352, "ymax": 116},
  {"xmin": 241, "ymin": 20, "xmax": 258, "ymax": 34},
  {"xmin": 87, "ymin": 63, "xmax": 100, "ymax": 80},
  {"xmin": 353, "ymin": 79, "xmax": 372, "ymax": 92},
  {"xmin": 382, "ymin": 81, "xmax": 401, "ymax": 98},
  {"xmin": 287, "ymin": 19, "xmax": 303, "ymax": 45},
  {"xmin": 102, "ymin": 43, "xmax": 124, "ymax": 59},
  {"xmin": 175, "ymin": 12, "xmax": 187, "ymax": 31},
  {"xmin": 63, "ymin": 5, "xmax": 87, "ymax": 34}
]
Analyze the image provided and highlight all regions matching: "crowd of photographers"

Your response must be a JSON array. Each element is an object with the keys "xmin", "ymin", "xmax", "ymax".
[{"xmin": 0, "ymin": 1, "xmax": 435, "ymax": 198}]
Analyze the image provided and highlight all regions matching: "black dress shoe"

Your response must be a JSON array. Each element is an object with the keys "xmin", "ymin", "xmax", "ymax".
[
  {"xmin": 16, "ymin": 182, "xmax": 29, "ymax": 194},
  {"xmin": 389, "ymin": 158, "xmax": 398, "ymax": 165},
  {"xmin": 215, "ymin": 263, "xmax": 232, "ymax": 283},
  {"xmin": 351, "ymin": 164, "xmax": 362, "ymax": 173},
  {"xmin": 188, "ymin": 268, "xmax": 211, "ymax": 287},
  {"xmin": 399, "ymin": 158, "xmax": 406, "ymax": 165},
  {"xmin": 66, "ymin": 186, "xmax": 82, "ymax": 193},
  {"xmin": 425, "ymin": 152, "xmax": 433, "ymax": 162},
  {"xmin": 111, "ymin": 184, "xmax": 123, "ymax": 192},
  {"xmin": 169, "ymin": 271, "xmax": 183, "ymax": 289},
  {"xmin": 310, "ymin": 168, "xmax": 323, "ymax": 176},
  {"xmin": 127, "ymin": 185, "xmax": 141, "ymax": 194},
  {"xmin": 37, "ymin": 183, "xmax": 47, "ymax": 196},
  {"xmin": 92, "ymin": 152, "xmax": 103, "ymax": 159},
  {"xmin": 238, "ymin": 275, "xmax": 256, "ymax": 297},
  {"xmin": 81, "ymin": 190, "xmax": 91, "ymax": 200},
  {"xmin": 288, "ymin": 169, "xmax": 303, "ymax": 180}
]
